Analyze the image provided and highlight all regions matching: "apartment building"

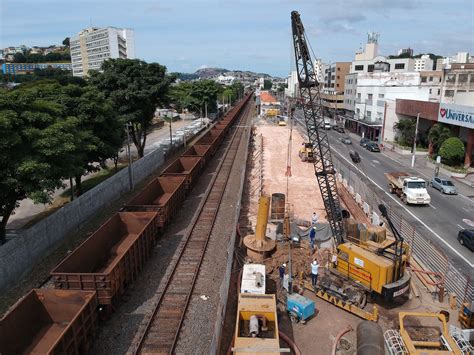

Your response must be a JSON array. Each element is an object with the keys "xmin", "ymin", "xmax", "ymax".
[
  {"xmin": 70, "ymin": 27, "xmax": 135, "ymax": 77},
  {"xmin": 2, "ymin": 62, "xmax": 72, "ymax": 75}
]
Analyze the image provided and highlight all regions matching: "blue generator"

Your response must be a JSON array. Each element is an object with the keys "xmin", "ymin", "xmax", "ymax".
[{"xmin": 286, "ymin": 293, "xmax": 315, "ymax": 323}]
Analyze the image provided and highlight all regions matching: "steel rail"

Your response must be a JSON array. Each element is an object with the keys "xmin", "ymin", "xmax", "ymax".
[{"xmin": 134, "ymin": 99, "xmax": 252, "ymax": 354}]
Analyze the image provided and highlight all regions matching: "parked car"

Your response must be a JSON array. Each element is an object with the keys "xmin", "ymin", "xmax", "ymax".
[
  {"xmin": 340, "ymin": 136, "xmax": 352, "ymax": 145},
  {"xmin": 360, "ymin": 137, "xmax": 370, "ymax": 147},
  {"xmin": 458, "ymin": 229, "xmax": 474, "ymax": 251},
  {"xmin": 430, "ymin": 177, "xmax": 458, "ymax": 194},
  {"xmin": 324, "ymin": 122, "xmax": 331, "ymax": 130},
  {"xmin": 366, "ymin": 142, "xmax": 381, "ymax": 152}
]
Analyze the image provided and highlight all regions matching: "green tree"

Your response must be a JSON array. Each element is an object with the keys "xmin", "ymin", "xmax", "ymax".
[
  {"xmin": 393, "ymin": 119, "xmax": 416, "ymax": 146},
  {"xmin": 0, "ymin": 84, "xmax": 82, "ymax": 243},
  {"xmin": 263, "ymin": 79, "xmax": 272, "ymax": 90},
  {"xmin": 89, "ymin": 59, "xmax": 174, "ymax": 157},
  {"xmin": 439, "ymin": 137, "xmax": 465, "ymax": 166},
  {"xmin": 13, "ymin": 52, "xmax": 26, "ymax": 62},
  {"xmin": 57, "ymin": 83, "xmax": 124, "ymax": 195},
  {"xmin": 62, "ymin": 37, "xmax": 70, "ymax": 47},
  {"xmin": 170, "ymin": 79, "xmax": 223, "ymax": 116},
  {"xmin": 428, "ymin": 123, "xmax": 452, "ymax": 155}
]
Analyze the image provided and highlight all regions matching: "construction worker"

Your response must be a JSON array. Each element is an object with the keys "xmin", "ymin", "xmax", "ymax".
[
  {"xmin": 309, "ymin": 226, "xmax": 316, "ymax": 252},
  {"xmin": 331, "ymin": 252, "xmax": 338, "ymax": 268},
  {"xmin": 311, "ymin": 212, "xmax": 318, "ymax": 226},
  {"xmin": 310, "ymin": 260, "xmax": 320, "ymax": 288},
  {"xmin": 279, "ymin": 263, "xmax": 286, "ymax": 288}
]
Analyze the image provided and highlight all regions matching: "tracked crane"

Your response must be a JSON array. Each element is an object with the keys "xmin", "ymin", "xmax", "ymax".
[
  {"xmin": 291, "ymin": 11, "xmax": 345, "ymax": 245},
  {"xmin": 290, "ymin": 11, "xmax": 411, "ymax": 307}
]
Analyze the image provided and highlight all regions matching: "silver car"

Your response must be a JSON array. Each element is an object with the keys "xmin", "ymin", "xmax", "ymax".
[{"xmin": 430, "ymin": 177, "xmax": 457, "ymax": 194}]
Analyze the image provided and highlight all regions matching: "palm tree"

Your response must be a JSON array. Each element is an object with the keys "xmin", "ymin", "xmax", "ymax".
[
  {"xmin": 428, "ymin": 123, "xmax": 452, "ymax": 155},
  {"xmin": 393, "ymin": 119, "xmax": 416, "ymax": 146}
]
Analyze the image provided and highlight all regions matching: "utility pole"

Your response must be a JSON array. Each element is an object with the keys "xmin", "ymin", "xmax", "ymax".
[
  {"xmin": 168, "ymin": 116, "xmax": 173, "ymax": 146},
  {"xmin": 125, "ymin": 122, "xmax": 134, "ymax": 190},
  {"xmin": 411, "ymin": 112, "xmax": 420, "ymax": 168}
]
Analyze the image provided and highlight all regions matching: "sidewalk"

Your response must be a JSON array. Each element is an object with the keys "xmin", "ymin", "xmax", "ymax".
[{"xmin": 344, "ymin": 130, "xmax": 474, "ymax": 198}]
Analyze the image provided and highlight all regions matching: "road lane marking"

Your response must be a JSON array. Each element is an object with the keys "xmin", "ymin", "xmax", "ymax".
[
  {"xmin": 430, "ymin": 204, "xmax": 437, "ymax": 210},
  {"xmin": 331, "ymin": 146, "xmax": 474, "ymax": 268},
  {"xmin": 457, "ymin": 224, "xmax": 465, "ymax": 229},
  {"xmin": 370, "ymin": 163, "xmax": 376, "ymax": 168},
  {"xmin": 372, "ymin": 160, "xmax": 380, "ymax": 164}
]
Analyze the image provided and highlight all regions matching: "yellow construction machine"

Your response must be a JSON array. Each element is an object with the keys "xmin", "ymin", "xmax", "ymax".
[
  {"xmin": 232, "ymin": 294, "xmax": 281, "ymax": 355},
  {"xmin": 298, "ymin": 142, "xmax": 314, "ymax": 162},
  {"xmin": 384, "ymin": 312, "xmax": 468, "ymax": 354}
]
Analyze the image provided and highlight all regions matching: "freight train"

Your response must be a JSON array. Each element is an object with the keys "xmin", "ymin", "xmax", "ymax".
[{"xmin": 0, "ymin": 92, "xmax": 254, "ymax": 355}]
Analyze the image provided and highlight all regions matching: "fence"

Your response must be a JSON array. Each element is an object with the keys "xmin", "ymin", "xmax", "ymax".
[{"xmin": 333, "ymin": 155, "xmax": 473, "ymax": 305}]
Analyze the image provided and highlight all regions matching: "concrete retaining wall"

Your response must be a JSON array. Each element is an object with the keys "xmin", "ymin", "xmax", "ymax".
[
  {"xmin": 210, "ymin": 120, "xmax": 252, "ymax": 354},
  {"xmin": 0, "ymin": 147, "xmax": 165, "ymax": 292}
]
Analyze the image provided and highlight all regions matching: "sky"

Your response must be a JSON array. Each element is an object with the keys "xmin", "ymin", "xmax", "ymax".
[{"xmin": 1, "ymin": 0, "xmax": 473, "ymax": 77}]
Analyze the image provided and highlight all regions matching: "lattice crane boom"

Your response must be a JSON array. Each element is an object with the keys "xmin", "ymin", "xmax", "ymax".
[{"xmin": 291, "ymin": 11, "xmax": 345, "ymax": 244}]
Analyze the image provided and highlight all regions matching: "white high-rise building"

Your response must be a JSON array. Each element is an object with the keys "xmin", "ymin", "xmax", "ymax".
[
  {"xmin": 414, "ymin": 54, "xmax": 433, "ymax": 71},
  {"xmin": 313, "ymin": 59, "xmax": 326, "ymax": 85},
  {"xmin": 285, "ymin": 71, "xmax": 298, "ymax": 97},
  {"xmin": 70, "ymin": 27, "xmax": 135, "ymax": 77}
]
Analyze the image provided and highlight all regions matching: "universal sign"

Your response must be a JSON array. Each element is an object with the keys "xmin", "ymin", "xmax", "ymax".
[{"xmin": 438, "ymin": 103, "xmax": 474, "ymax": 129}]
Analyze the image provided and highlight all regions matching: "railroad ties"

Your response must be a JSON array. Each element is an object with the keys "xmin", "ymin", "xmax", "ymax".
[{"xmin": 135, "ymin": 100, "xmax": 251, "ymax": 354}]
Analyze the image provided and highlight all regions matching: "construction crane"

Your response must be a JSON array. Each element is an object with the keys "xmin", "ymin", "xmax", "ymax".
[
  {"xmin": 290, "ymin": 10, "xmax": 345, "ymax": 245},
  {"xmin": 290, "ymin": 11, "xmax": 411, "ymax": 307}
]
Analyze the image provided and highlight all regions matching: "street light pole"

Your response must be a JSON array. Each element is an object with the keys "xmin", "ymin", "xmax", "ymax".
[
  {"xmin": 125, "ymin": 122, "xmax": 134, "ymax": 190},
  {"xmin": 411, "ymin": 112, "xmax": 420, "ymax": 168}
]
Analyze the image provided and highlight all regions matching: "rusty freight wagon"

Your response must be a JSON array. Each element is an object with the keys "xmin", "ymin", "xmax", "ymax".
[
  {"xmin": 51, "ymin": 212, "xmax": 158, "ymax": 307},
  {"xmin": 122, "ymin": 176, "xmax": 186, "ymax": 227},
  {"xmin": 160, "ymin": 156, "xmax": 202, "ymax": 190},
  {"xmin": 195, "ymin": 132, "xmax": 221, "ymax": 155},
  {"xmin": 182, "ymin": 144, "xmax": 213, "ymax": 168},
  {"xmin": 0, "ymin": 289, "xmax": 98, "ymax": 355}
]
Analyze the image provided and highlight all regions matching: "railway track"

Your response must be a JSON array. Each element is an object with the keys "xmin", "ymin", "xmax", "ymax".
[{"xmin": 134, "ymin": 100, "xmax": 252, "ymax": 354}]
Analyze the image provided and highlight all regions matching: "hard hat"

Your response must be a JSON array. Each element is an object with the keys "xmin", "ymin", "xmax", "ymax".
[
  {"xmin": 283, "ymin": 263, "xmax": 286, "ymax": 267},
  {"xmin": 312, "ymin": 260, "xmax": 317, "ymax": 265},
  {"xmin": 313, "ymin": 226, "xmax": 316, "ymax": 230}
]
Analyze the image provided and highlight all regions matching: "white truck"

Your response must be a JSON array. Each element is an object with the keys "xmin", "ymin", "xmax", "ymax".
[{"xmin": 385, "ymin": 172, "xmax": 431, "ymax": 205}]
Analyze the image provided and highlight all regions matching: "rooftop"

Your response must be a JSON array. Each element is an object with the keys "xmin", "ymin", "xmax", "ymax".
[{"xmin": 260, "ymin": 91, "xmax": 278, "ymax": 103}]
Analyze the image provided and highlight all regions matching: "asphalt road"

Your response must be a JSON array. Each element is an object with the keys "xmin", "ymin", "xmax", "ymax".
[{"xmin": 294, "ymin": 114, "xmax": 473, "ymax": 275}]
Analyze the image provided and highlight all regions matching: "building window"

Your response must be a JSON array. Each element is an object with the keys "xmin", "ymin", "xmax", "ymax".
[
  {"xmin": 445, "ymin": 90, "xmax": 455, "ymax": 97},
  {"xmin": 394, "ymin": 63, "xmax": 405, "ymax": 70},
  {"xmin": 421, "ymin": 77, "xmax": 427, "ymax": 83},
  {"xmin": 368, "ymin": 94, "xmax": 373, "ymax": 100},
  {"xmin": 367, "ymin": 64, "xmax": 374, "ymax": 72},
  {"xmin": 429, "ymin": 76, "xmax": 433, "ymax": 81},
  {"xmin": 446, "ymin": 74, "xmax": 456, "ymax": 83},
  {"xmin": 429, "ymin": 89, "xmax": 432, "ymax": 94},
  {"xmin": 336, "ymin": 75, "xmax": 340, "ymax": 79},
  {"xmin": 470, "ymin": 74, "xmax": 474, "ymax": 83},
  {"xmin": 378, "ymin": 94, "xmax": 384, "ymax": 98},
  {"xmin": 330, "ymin": 83, "xmax": 334, "ymax": 88},
  {"xmin": 437, "ymin": 89, "xmax": 440, "ymax": 95},
  {"xmin": 458, "ymin": 74, "xmax": 468, "ymax": 83},
  {"xmin": 358, "ymin": 93, "xmax": 361, "ymax": 99},
  {"xmin": 366, "ymin": 111, "xmax": 371, "ymax": 118},
  {"xmin": 337, "ymin": 67, "xmax": 340, "ymax": 71},
  {"xmin": 355, "ymin": 65, "xmax": 364, "ymax": 71}
]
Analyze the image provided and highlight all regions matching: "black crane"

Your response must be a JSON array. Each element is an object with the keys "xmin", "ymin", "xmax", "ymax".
[{"xmin": 291, "ymin": 11, "xmax": 345, "ymax": 244}]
